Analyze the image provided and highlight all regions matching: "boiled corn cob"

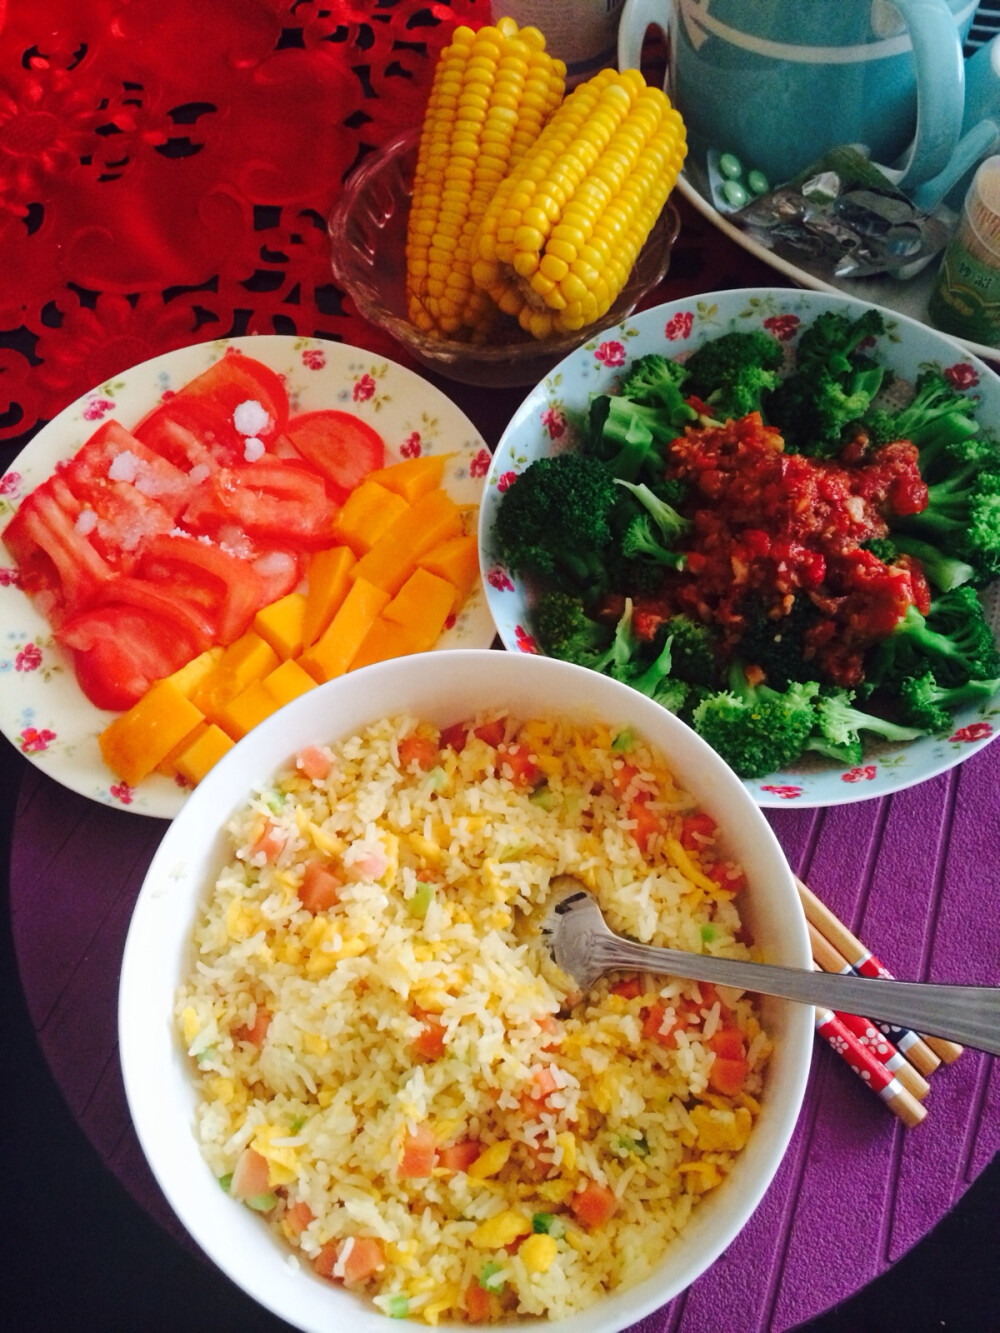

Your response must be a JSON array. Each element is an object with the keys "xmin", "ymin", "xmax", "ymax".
[
  {"xmin": 472, "ymin": 67, "xmax": 687, "ymax": 338},
  {"xmin": 405, "ymin": 19, "xmax": 566, "ymax": 341}
]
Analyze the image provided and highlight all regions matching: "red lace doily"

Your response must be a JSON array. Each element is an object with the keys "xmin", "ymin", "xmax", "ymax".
[{"xmin": 0, "ymin": 0, "xmax": 493, "ymax": 445}]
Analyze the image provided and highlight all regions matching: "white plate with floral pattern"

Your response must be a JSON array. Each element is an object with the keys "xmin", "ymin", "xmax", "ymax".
[
  {"xmin": 478, "ymin": 288, "xmax": 1000, "ymax": 808},
  {"xmin": 0, "ymin": 335, "xmax": 497, "ymax": 819}
]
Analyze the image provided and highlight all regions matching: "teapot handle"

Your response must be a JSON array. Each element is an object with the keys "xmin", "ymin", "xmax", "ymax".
[{"xmin": 868, "ymin": 0, "xmax": 965, "ymax": 186}]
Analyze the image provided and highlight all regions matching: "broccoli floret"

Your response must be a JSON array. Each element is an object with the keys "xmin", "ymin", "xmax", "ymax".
[
  {"xmin": 893, "ymin": 446, "xmax": 1000, "ymax": 585},
  {"xmin": 584, "ymin": 389, "xmax": 696, "ymax": 484},
  {"xmin": 610, "ymin": 630, "xmax": 674, "ymax": 694},
  {"xmin": 795, "ymin": 308, "xmax": 887, "ymax": 377},
  {"xmin": 691, "ymin": 662, "xmax": 820, "ymax": 778},
  {"xmin": 493, "ymin": 453, "xmax": 621, "ymax": 591},
  {"xmin": 619, "ymin": 353, "xmax": 690, "ymax": 409},
  {"xmin": 615, "ymin": 478, "xmax": 689, "ymax": 541},
  {"xmin": 896, "ymin": 670, "xmax": 1000, "ymax": 731},
  {"xmin": 663, "ymin": 615, "xmax": 721, "ymax": 688},
  {"xmin": 681, "ymin": 331, "xmax": 784, "ymax": 424},
  {"xmin": 620, "ymin": 512, "xmax": 687, "ymax": 569},
  {"xmin": 767, "ymin": 309, "xmax": 887, "ymax": 457},
  {"xmin": 862, "ymin": 368, "xmax": 980, "ymax": 464},
  {"xmin": 867, "ymin": 586, "xmax": 1000, "ymax": 688},
  {"xmin": 804, "ymin": 687, "xmax": 925, "ymax": 765},
  {"xmin": 534, "ymin": 591, "xmax": 612, "ymax": 667},
  {"xmin": 869, "ymin": 532, "xmax": 977, "ymax": 593},
  {"xmin": 738, "ymin": 594, "xmax": 816, "ymax": 690}
]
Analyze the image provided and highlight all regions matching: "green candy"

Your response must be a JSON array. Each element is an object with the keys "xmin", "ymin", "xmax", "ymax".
[{"xmin": 718, "ymin": 152, "xmax": 743, "ymax": 179}]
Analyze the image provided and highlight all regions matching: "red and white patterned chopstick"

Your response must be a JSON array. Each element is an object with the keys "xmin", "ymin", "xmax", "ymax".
[{"xmin": 797, "ymin": 878, "xmax": 962, "ymax": 1074}]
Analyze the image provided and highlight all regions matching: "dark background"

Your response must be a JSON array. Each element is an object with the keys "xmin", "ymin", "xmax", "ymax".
[{"xmin": 2, "ymin": 742, "xmax": 998, "ymax": 1332}]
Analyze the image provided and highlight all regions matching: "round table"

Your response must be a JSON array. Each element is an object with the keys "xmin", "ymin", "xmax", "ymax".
[{"xmin": 1, "ymin": 1, "xmax": 998, "ymax": 1327}]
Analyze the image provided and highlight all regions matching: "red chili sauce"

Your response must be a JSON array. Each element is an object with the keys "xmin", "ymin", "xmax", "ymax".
[{"xmin": 618, "ymin": 413, "xmax": 931, "ymax": 689}]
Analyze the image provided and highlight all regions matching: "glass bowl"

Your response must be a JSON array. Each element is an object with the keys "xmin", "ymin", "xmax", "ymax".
[{"xmin": 328, "ymin": 129, "xmax": 681, "ymax": 388}]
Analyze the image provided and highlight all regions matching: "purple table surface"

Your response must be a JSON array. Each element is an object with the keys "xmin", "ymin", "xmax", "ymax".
[{"xmin": 9, "ymin": 730, "xmax": 1000, "ymax": 1332}]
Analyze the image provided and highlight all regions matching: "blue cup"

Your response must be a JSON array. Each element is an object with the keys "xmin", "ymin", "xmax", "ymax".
[{"xmin": 618, "ymin": 0, "xmax": 977, "ymax": 189}]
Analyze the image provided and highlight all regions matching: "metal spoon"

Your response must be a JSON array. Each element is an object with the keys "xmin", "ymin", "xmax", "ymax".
[{"xmin": 542, "ymin": 876, "xmax": 1000, "ymax": 1057}]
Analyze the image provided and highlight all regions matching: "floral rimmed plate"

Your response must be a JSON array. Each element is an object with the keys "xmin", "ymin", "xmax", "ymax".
[
  {"xmin": 0, "ymin": 335, "xmax": 497, "ymax": 819},
  {"xmin": 478, "ymin": 288, "xmax": 1000, "ymax": 809}
]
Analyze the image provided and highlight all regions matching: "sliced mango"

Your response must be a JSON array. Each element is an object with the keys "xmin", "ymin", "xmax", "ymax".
[
  {"xmin": 418, "ymin": 533, "xmax": 480, "ymax": 611},
  {"xmin": 365, "ymin": 454, "xmax": 448, "ymax": 504},
  {"xmin": 174, "ymin": 723, "xmax": 235, "ymax": 784},
  {"xmin": 330, "ymin": 480, "xmax": 409, "ymax": 557},
  {"xmin": 99, "ymin": 679, "xmax": 205, "ymax": 787},
  {"xmin": 299, "ymin": 577, "xmax": 391, "ymax": 682},
  {"xmin": 191, "ymin": 631, "xmax": 279, "ymax": 720},
  {"xmin": 383, "ymin": 567, "xmax": 456, "ymax": 651},
  {"xmin": 348, "ymin": 617, "xmax": 425, "ymax": 671},
  {"xmin": 350, "ymin": 489, "xmax": 464, "ymax": 596},
  {"xmin": 301, "ymin": 544, "xmax": 356, "ymax": 648},
  {"xmin": 216, "ymin": 679, "xmax": 281, "ymax": 740},
  {"xmin": 254, "ymin": 591, "xmax": 307, "ymax": 660},
  {"xmin": 262, "ymin": 657, "xmax": 317, "ymax": 706}
]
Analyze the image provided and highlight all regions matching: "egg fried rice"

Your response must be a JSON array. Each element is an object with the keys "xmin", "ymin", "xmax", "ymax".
[{"xmin": 176, "ymin": 712, "xmax": 772, "ymax": 1322}]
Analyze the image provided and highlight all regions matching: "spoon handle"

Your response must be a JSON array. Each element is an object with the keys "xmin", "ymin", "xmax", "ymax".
[{"xmin": 589, "ymin": 935, "xmax": 1000, "ymax": 1056}]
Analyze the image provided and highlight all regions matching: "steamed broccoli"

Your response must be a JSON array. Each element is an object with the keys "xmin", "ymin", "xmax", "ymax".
[
  {"xmin": 691, "ymin": 662, "xmax": 820, "ymax": 778},
  {"xmin": 493, "ymin": 453, "xmax": 621, "ymax": 591},
  {"xmin": 620, "ymin": 512, "xmax": 687, "ymax": 569},
  {"xmin": 893, "ymin": 441, "xmax": 1000, "ymax": 585},
  {"xmin": 534, "ymin": 591, "xmax": 612, "ymax": 668},
  {"xmin": 662, "ymin": 615, "xmax": 720, "ymax": 688},
  {"xmin": 863, "ymin": 533, "xmax": 977, "ymax": 593},
  {"xmin": 619, "ymin": 353, "xmax": 691, "ymax": 409},
  {"xmin": 738, "ymin": 594, "xmax": 816, "ymax": 690},
  {"xmin": 804, "ymin": 687, "xmax": 925, "ymax": 766},
  {"xmin": 584, "ymin": 387, "xmax": 696, "ymax": 483},
  {"xmin": 615, "ymin": 478, "xmax": 690, "ymax": 545},
  {"xmin": 766, "ymin": 308, "xmax": 887, "ymax": 457},
  {"xmin": 682, "ymin": 330, "xmax": 785, "ymax": 424},
  {"xmin": 896, "ymin": 670, "xmax": 1000, "ymax": 732},
  {"xmin": 866, "ymin": 585, "xmax": 1000, "ymax": 689},
  {"xmin": 862, "ymin": 368, "xmax": 980, "ymax": 461}
]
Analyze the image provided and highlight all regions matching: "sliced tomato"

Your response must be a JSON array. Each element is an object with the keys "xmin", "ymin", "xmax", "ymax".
[
  {"xmin": 399, "ymin": 1124, "xmax": 437, "ymax": 1178},
  {"xmin": 628, "ymin": 797, "xmax": 665, "ymax": 854},
  {"xmin": 298, "ymin": 859, "xmax": 343, "ymax": 913},
  {"xmin": 249, "ymin": 546, "xmax": 304, "ymax": 604},
  {"xmin": 181, "ymin": 460, "xmax": 339, "ymax": 547},
  {"xmin": 437, "ymin": 1139, "xmax": 482, "ymax": 1173},
  {"xmin": 232, "ymin": 1008, "xmax": 271, "ymax": 1046},
  {"xmin": 570, "ymin": 1180, "xmax": 618, "ymax": 1228},
  {"xmin": 59, "ymin": 419, "xmax": 196, "ymax": 522},
  {"xmin": 282, "ymin": 410, "xmax": 384, "ymax": 499},
  {"xmin": 496, "ymin": 741, "xmax": 540, "ymax": 788},
  {"xmin": 473, "ymin": 718, "xmax": 506, "ymax": 747},
  {"xmin": 2, "ymin": 481, "xmax": 114, "ymax": 618},
  {"xmin": 137, "ymin": 532, "xmax": 263, "ymax": 644},
  {"xmin": 397, "ymin": 734, "xmax": 440, "ymax": 771},
  {"xmin": 230, "ymin": 1147, "xmax": 271, "ymax": 1201},
  {"xmin": 439, "ymin": 722, "xmax": 468, "ymax": 752},
  {"xmin": 57, "ymin": 578, "xmax": 215, "ymax": 710},
  {"xmin": 133, "ymin": 395, "xmax": 248, "ymax": 472},
  {"xmin": 167, "ymin": 350, "xmax": 290, "ymax": 445},
  {"xmin": 412, "ymin": 1015, "xmax": 447, "ymax": 1060}
]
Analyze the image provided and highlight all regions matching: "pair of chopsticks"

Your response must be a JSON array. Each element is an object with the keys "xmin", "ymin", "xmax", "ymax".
[{"xmin": 796, "ymin": 878, "xmax": 962, "ymax": 1129}]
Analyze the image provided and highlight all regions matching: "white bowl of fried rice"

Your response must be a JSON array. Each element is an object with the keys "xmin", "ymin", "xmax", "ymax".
[{"xmin": 119, "ymin": 648, "xmax": 813, "ymax": 1332}]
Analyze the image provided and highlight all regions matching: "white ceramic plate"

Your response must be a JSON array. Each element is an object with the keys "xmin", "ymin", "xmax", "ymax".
[
  {"xmin": 119, "ymin": 649, "xmax": 813, "ymax": 1333},
  {"xmin": 478, "ymin": 287, "xmax": 1000, "ymax": 809},
  {"xmin": 676, "ymin": 168, "xmax": 1000, "ymax": 367},
  {"xmin": 0, "ymin": 335, "xmax": 497, "ymax": 819}
]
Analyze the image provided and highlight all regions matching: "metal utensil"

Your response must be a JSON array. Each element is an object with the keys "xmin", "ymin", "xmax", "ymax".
[{"xmin": 542, "ymin": 876, "xmax": 1000, "ymax": 1057}]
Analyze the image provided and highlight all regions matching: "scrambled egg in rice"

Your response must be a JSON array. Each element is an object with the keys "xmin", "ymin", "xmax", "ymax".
[{"xmin": 176, "ymin": 713, "xmax": 771, "ymax": 1322}]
